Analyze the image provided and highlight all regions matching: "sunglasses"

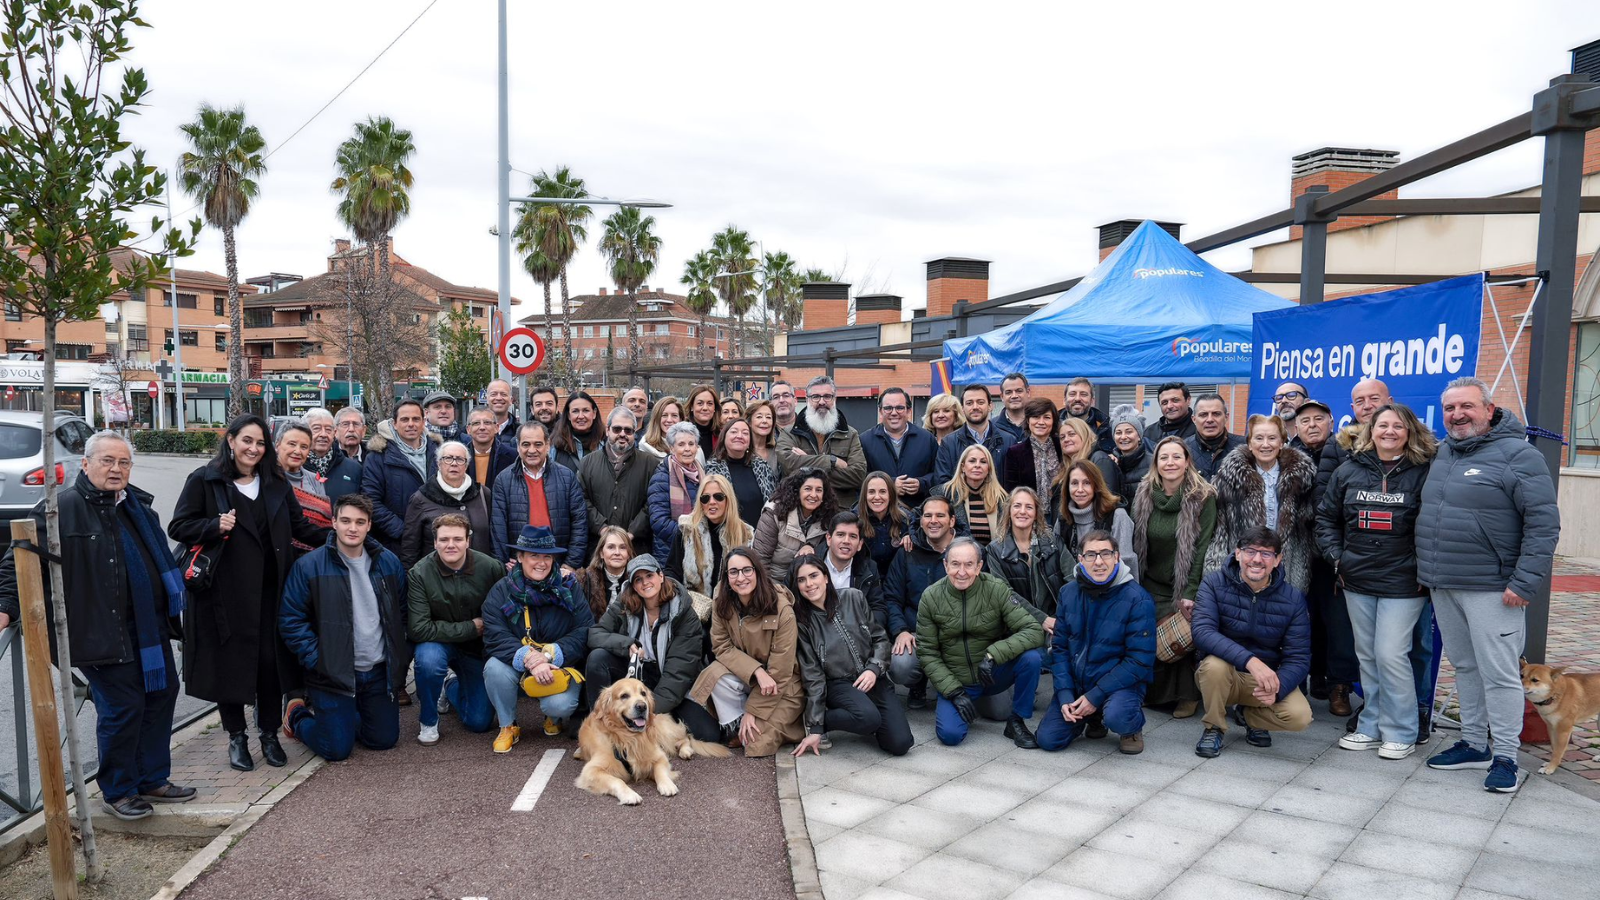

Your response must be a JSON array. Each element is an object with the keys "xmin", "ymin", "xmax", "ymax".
[
  {"xmin": 699, "ymin": 492, "xmax": 726, "ymax": 504},
  {"xmin": 610, "ymin": 426, "xmax": 636, "ymax": 435}
]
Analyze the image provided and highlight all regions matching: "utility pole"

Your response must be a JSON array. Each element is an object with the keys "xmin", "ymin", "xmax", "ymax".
[{"xmin": 167, "ymin": 179, "xmax": 186, "ymax": 431}]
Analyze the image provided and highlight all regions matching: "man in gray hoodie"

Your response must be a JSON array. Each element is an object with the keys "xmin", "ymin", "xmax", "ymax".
[{"xmin": 1416, "ymin": 377, "xmax": 1559, "ymax": 793}]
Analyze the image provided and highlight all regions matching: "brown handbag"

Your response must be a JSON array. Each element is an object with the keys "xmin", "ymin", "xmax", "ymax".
[{"xmin": 1155, "ymin": 610, "xmax": 1194, "ymax": 663}]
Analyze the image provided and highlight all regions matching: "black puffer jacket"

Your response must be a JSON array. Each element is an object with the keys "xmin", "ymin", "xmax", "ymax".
[
  {"xmin": 1315, "ymin": 450, "xmax": 1429, "ymax": 598},
  {"xmin": 796, "ymin": 587, "xmax": 889, "ymax": 733},
  {"xmin": 984, "ymin": 530, "xmax": 1067, "ymax": 626},
  {"xmin": 1113, "ymin": 443, "xmax": 1151, "ymax": 506}
]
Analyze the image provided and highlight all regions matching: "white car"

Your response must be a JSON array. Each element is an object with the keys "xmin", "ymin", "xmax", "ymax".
[{"xmin": 0, "ymin": 411, "xmax": 92, "ymax": 521}]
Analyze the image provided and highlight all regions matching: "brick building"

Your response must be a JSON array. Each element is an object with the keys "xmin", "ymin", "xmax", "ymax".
[{"xmin": 521, "ymin": 286, "xmax": 740, "ymax": 387}]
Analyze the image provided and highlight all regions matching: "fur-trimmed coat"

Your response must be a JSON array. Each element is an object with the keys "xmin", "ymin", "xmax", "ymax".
[{"xmin": 1204, "ymin": 444, "xmax": 1317, "ymax": 593}]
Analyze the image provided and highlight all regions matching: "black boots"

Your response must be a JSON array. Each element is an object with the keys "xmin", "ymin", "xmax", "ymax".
[
  {"xmin": 259, "ymin": 731, "xmax": 287, "ymax": 767},
  {"xmin": 228, "ymin": 732, "xmax": 254, "ymax": 771},
  {"xmin": 1004, "ymin": 715, "xmax": 1039, "ymax": 749}
]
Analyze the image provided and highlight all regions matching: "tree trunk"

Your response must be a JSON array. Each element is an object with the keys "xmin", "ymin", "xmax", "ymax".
[
  {"xmin": 559, "ymin": 269, "xmax": 576, "ymax": 390},
  {"xmin": 628, "ymin": 289, "xmax": 640, "ymax": 369},
  {"xmin": 223, "ymin": 224, "xmax": 245, "ymax": 420},
  {"xmin": 540, "ymin": 279, "xmax": 557, "ymax": 382},
  {"xmin": 699, "ymin": 310, "xmax": 709, "ymax": 363},
  {"xmin": 41, "ymin": 312, "xmax": 102, "ymax": 881}
]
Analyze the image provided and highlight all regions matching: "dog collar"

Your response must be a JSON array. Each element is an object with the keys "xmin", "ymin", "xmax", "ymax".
[{"xmin": 1532, "ymin": 697, "xmax": 1555, "ymax": 706}]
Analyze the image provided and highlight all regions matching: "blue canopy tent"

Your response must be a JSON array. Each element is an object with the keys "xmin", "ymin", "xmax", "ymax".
[{"xmin": 944, "ymin": 220, "xmax": 1296, "ymax": 385}]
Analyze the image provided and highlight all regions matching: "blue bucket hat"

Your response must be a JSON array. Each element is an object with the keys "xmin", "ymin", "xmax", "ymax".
[{"xmin": 512, "ymin": 524, "xmax": 566, "ymax": 557}]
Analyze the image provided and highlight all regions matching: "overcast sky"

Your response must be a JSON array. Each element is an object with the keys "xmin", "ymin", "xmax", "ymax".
[{"xmin": 120, "ymin": 1, "xmax": 1599, "ymax": 318}]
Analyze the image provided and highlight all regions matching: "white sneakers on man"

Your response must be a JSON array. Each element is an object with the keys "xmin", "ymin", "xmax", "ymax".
[
  {"xmin": 1378, "ymin": 741, "xmax": 1414, "ymax": 760},
  {"xmin": 418, "ymin": 723, "xmax": 440, "ymax": 745}
]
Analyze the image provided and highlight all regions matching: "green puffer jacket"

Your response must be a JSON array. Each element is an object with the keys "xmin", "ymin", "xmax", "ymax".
[
  {"xmin": 914, "ymin": 572, "xmax": 1046, "ymax": 698},
  {"xmin": 406, "ymin": 550, "xmax": 506, "ymax": 658}
]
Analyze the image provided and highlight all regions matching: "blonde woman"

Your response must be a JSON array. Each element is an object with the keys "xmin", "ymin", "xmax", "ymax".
[
  {"xmin": 984, "ymin": 486, "xmax": 1066, "ymax": 627},
  {"xmin": 934, "ymin": 444, "xmax": 1009, "ymax": 548},
  {"xmin": 1057, "ymin": 416, "xmax": 1122, "ymax": 503},
  {"xmin": 1205, "ymin": 414, "xmax": 1317, "ymax": 593},
  {"xmin": 640, "ymin": 396, "xmax": 685, "ymax": 459},
  {"xmin": 922, "ymin": 393, "xmax": 963, "ymax": 443},
  {"xmin": 665, "ymin": 473, "xmax": 754, "ymax": 605}
]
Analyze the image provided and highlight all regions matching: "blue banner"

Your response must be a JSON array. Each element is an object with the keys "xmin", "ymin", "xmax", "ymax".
[{"xmin": 1250, "ymin": 274, "xmax": 1484, "ymax": 435}]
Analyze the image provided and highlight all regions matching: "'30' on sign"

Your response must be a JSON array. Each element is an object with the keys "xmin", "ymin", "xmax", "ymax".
[{"xmin": 498, "ymin": 327, "xmax": 546, "ymax": 375}]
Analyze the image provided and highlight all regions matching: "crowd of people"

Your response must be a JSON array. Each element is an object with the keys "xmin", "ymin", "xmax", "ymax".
[{"xmin": 0, "ymin": 370, "xmax": 1559, "ymax": 822}]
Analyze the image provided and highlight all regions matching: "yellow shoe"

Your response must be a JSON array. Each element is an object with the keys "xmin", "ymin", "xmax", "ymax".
[
  {"xmin": 543, "ymin": 716, "xmax": 562, "ymax": 737},
  {"xmin": 493, "ymin": 725, "xmax": 520, "ymax": 753}
]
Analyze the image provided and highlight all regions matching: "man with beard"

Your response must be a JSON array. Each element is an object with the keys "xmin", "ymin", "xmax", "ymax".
[
  {"xmin": 529, "ymin": 385, "xmax": 561, "ymax": 432},
  {"xmin": 778, "ymin": 375, "xmax": 867, "ymax": 495},
  {"xmin": 860, "ymin": 387, "xmax": 938, "ymax": 505},
  {"xmin": 578, "ymin": 407, "xmax": 659, "ymax": 552},
  {"xmin": 769, "ymin": 380, "xmax": 799, "ymax": 435},
  {"xmin": 1273, "ymin": 381, "xmax": 1308, "ymax": 442},
  {"xmin": 1184, "ymin": 393, "xmax": 1244, "ymax": 480},
  {"xmin": 303, "ymin": 407, "xmax": 363, "ymax": 502},
  {"xmin": 486, "ymin": 379, "xmax": 519, "ymax": 449},
  {"xmin": 422, "ymin": 391, "xmax": 462, "ymax": 444},
  {"xmin": 1060, "ymin": 377, "xmax": 1113, "ymax": 454},
  {"xmin": 934, "ymin": 383, "xmax": 1010, "ymax": 486},
  {"xmin": 1143, "ymin": 382, "xmax": 1196, "ymax": 443}
]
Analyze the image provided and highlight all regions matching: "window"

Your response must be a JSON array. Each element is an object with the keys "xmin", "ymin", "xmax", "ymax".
[
  {"xmin": 245, "ymin": 310, "xmax": 274, "ymax": 328},
  {"xmin": 655, "ymin": 346, "xmax": 669, "ymax": 359},
  {"xmin": 717, "ymin": 328, "xmax": 725, "ymax": 340},
  {"xmin": 582, "ymin": 326, "xmax": 594, "ymax": 338},
  {"xmin": 5, "ymin": 340, "xmax": 28, "ymax": 353},
  {"xmin": 583, "ymin": 348, "xmax": 594, "ymax": 359},
  {"xmin": 599, "ymin": 325, "xmax": 610, "ymax": 338},
  {"xmin": 162, "ymin": 292, "xmax": 198, "ymax": 309},
  {"xmin": 4, "ymin": 302, "xmax": 20, "ymax": 322},
  {"xmin": 617, "ymin": 348, "xmax": 628, "ymax": 359},
  {"xmin": 180, "ymin": 330, "xmax": 199, "ymax": 347},
  {"xmin": 687, "ymin": 325, "xmax": 697, "ymax": 338},
  {"xmin": 215, "ymin": 333, "xmax": 228, "ymax": 352},
  {"xmin": 55, "ymin": 420, "xmax": 92, "ymax": 454},
  {"xmin": 552, "ymin": 326, "xmax": 564, "ymax": 339},
  {"xmin": 0, "ymin": 424, "xmax": 43, "ymax": 459},
  {"xmin": 56, "ymin": 343, "xmax": 91, "ymax": 360},
  {"xmin": 1572, "ymin": 321, "xmax": 1600, "ymax": 467},
  {"xmin": 214, "ymin": 296, "xmax": 226, "ymax": 316},
  {"xmin": 105, "ymin": 319, "xmax": 118, "ymax": 334},
  {"xmin": 471, "ymin": 305, "xmax": 485, "ymax": 318},
  {"xmin": 654, "ymin": 323, "xmax": 669, "ymax": 336}
]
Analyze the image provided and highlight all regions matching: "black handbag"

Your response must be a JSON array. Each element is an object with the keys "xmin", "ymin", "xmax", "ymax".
[{"xmin": 178, "ymin": 482, "xmax": 231, "ymax": 591}]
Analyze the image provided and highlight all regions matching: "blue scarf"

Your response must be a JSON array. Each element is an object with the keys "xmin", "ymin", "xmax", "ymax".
[{"xmin": 117, "ymin": 496, "xmax": 187, "ymax": 693}]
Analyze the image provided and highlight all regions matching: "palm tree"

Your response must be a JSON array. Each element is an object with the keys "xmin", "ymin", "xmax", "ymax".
[
  {"xmin": 680, "ymin": 250, "xmax": 718, "ymax": 362},
  {"xmin": 710, "ymin": 226, "xmax": 757, "ymax": 358},
  {"xmin": 598, "ymin": 207, "xmax": 662, "ymax": 366},
  {"xmin": 525, "ymin": 167, "xmax": 590, "ymax": 388},
  {"xmin": 513, "ymin": 227, "xmax": 561, "ymax": 377},
  {"xmin": 761, "ymin": 250, "xmax": 800, "ymax": 346},
  {"xmin": 178, "ymin": 103, "xmax": 266, "ymax": 419}
]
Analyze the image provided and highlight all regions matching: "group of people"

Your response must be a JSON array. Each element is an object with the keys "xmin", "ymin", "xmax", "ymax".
[{"xmin": 0, "ymin": 369, "xmax": 1558, "ymax": 823}]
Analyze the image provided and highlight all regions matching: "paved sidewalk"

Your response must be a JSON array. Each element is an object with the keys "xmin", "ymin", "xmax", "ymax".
[{"xmin": 798, "ymin": 700, "xmax": 1600, "ymax": 900}]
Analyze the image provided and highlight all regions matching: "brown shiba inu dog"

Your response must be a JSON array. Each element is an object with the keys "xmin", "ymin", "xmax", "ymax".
[{"xmin": 1521, "ymin": 661, "xmax": 1600, "ymax": 775}]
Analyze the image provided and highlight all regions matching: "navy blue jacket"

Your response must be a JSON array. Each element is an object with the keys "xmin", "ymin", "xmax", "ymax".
[
  {"xmin": 322, "ymin": 455, "xmax": 365, "ymax": 504},
  {"xmin": 934, "ymin": 424, "xmax": 1011, "ymax": 488},
  {"xmin": 489, "ymin": 461, "xmax": 587, "ymax": 569},
  {"xmin": 360, "ymin": 429, "xmax": 437, "ymax": 555},
  {"xmin": 647, "ymin": 460, "xmax": 698, "ymax": 562},
  {"xmin": 1192, "ymin": 559, "xmax": 1311, "ymax": 702},
  {"xmin": 1050, "ymin": 565, "xmax": 1156, "ymax": 708},
  {"xmin": 481, "ymin": 569, "xmax": 594, "ymax": 672},
  {"xmin": 1186, "ymin": 432, "xmax": 1246, "ymax": 481},
  {"xmin": 861, "ymin": 423, "xmax": 940, "ymax": 504},
  {"xmin": 279, "ymin": 534, "xmax": 408, "ymax": 696},
  {"xmin": 884, "ymin": 528, "xmax": 947, "ymax": 638}
]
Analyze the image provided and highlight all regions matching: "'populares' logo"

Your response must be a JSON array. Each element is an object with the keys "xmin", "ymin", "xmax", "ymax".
[
  {"xmin": 1171, "ymin": 335, "xmax": 1251, "ymax": 357},
  {"xmin": 1134, "ymin": 267, "xmax": 1204, "ymax": 280}
]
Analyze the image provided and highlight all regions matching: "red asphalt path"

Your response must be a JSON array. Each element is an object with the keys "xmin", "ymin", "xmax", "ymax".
[{"xmin": 179, "ymin": 703, "xmax": 797, "ymax": 900}]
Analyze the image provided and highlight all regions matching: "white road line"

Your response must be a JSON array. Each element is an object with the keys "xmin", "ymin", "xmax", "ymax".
[{"xmin": 509, "ymin": 749, "xmax": 566, "ymax": 811}]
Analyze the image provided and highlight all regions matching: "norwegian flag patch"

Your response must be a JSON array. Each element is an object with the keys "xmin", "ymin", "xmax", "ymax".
[{"xmin": 1358, "ymin": 509, "xmax": 1393, "ymax": 531}]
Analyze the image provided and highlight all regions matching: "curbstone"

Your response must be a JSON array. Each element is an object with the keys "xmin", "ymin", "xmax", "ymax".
[{"xmin": 776, "ymin": 753, "xmax": 824, "ymax": 900}]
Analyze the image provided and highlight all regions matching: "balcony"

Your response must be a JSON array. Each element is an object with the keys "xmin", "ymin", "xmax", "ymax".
[{"xmin": 242, "ymin": 323, "xmax": 310, "ymax": 341}]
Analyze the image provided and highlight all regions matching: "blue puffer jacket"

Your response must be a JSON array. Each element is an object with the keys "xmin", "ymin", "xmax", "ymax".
[
  {"xmin": 861, "ymin": 423, "xmax": 940, "ymax": 503},
  {"xmin": 279, "ymin": 534, "xmax": 409, "ymax": 697},
  {"xmin": 883, "ymin": 526, "xmax": 947, "ymax": 638},
  {"xmin": 934, "ymin": 425, "xmax": 1011, "ymax": 487},
  {"xmin": 360, "ymin": 424, "xmax": 437, "ymax": 554},
  {"xmin": 489, "ymin": 461, "xmax": 587, "ymax": 569},
  {"xmin": 1050, "ymin": 563, "xmax": 1157, "ymax": 708},
  {"xmin": 647, "ymin": 460, "xmax": 699, "ymax": 562},
  {"xmin": 322, "ymin": 453, "xmax": 365, "ymax": 504},
  {"xmin": 481, "ymin": 569, "xmax": 594, "ymax": 672},
  {"xmin": 1192, "ymin": 559, "xmax": 1310, "ymax": 702}
]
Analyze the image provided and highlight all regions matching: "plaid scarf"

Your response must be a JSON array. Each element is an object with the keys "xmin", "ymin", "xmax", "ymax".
[
  {"xmin": 117, "ymin": 496, "xmax": 186, "ymax": 693},
  {"xmin": 305, "ymin": 448, "xmax": 336, "ymax": 477}
]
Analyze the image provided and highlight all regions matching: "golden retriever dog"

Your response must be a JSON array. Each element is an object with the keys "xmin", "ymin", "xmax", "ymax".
[
  {"xmin": 575, "ymin": 678, "xmax": 730, "ymax": 805},
  {"xmin": 1521, "ymin": 661, "xmax": 1600, "ymax": 775}
]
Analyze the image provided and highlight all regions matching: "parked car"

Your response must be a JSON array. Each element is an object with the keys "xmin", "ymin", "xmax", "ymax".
[{"xmin": 0, "ymin": 412, "xmax": 92, "ymax": 521}]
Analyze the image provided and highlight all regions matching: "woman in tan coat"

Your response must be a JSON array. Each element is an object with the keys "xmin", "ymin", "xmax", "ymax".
[{"xmin": 687, "ymin": 547, "xmax": 805, "ymax": 756}]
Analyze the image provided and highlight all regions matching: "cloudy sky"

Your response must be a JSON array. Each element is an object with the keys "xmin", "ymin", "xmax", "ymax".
[{"xmin": 120, "ymin": 1, "xmax": 1598, "ymax": 318}]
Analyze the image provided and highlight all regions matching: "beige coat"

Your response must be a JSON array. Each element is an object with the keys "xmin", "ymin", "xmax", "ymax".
[{"xmin": 689, "ymin": 586, "xmax": 805, "ymax": 757}]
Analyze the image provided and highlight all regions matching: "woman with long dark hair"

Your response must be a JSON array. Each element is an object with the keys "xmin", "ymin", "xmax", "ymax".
[
  {"xmin": 639, "ymin": 396, "xmax": 684, "ymax": 460},
  {"xmin": 1056, "ymin": 460, "xmax": 1139, "ymax": 577},
  {"xmin": 551, "ymin": 391, "xmax": 603, "ymax": 471},
  {"xmin": 685, "ymin": 384, "xmax": 721, "ymax": 459},
  {"xmin": 686, "ymin": 548, "xmax": 805, "ymax": 755},
  {"xmin": 169, "ymin": 414, "xmax": 326, "ymax": 772},
  {"xmin": 705, "ymin": 418, "xmax": 776, "ymax": 525},
  {"xmin": 854, "ymin": 471, "xmax": 912, "ymax": 578},
  {"xmin": 573, "ymin": 526, "xmax": 634, "ymax": 622},
  {"xmin": 746, "ymin": 400, "xmax": 780, "ymax": 470},
  {"xmin": 753, "ymin": 468, "xmax": 838, "ymax": 583},
  {"xmin": 790, "ymin": 556, "xmax": 911, "ymax": 757}
]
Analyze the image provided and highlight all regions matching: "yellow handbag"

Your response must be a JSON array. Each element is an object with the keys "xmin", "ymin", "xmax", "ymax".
[{"xmin": 519, "ymin": 608, "xmax": 585, "ymax": 697}]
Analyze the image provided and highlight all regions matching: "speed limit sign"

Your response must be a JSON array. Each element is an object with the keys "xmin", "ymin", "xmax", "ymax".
[{"xmin": 498, "ymin": 327, "xmax": 546, "ymax": 376}]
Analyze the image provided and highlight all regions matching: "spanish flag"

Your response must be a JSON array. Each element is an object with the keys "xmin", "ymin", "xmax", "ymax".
[{"xmin": 930, "ymin": 358, "xmax": 954, "ymax": 397}]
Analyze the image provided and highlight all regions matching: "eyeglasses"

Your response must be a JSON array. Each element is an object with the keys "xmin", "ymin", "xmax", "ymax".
[
  {"xmin": 439, "ymin": 456, "xmax": 469, "ymax": 465},
  {"xmin": 610, "ymin": 426, "xmax": 636, "ymax": 435},
  {"xmin": 880, "ymin": 405, "xmax": 907, "ymax": 413},
  {"xmin": 1079, "ymin": 550, "xmax": 1118, "ymax": 562},
  {"xmin": 1272, "ymin": 390, "xmax": 1305, "ymax": 402},
  {"xmin": 727, "ymin": 566, "xmax": 756, "ymax": 579},
  {"xmin": 91, "ymin": 456, "xmax": 133, "ymax": 470},
  {"xmin": 809, "ymin": 394, "xmax": 835, "ymax": 402},
  {"xmin": 699, "ymin": 492, "xmax": 726, "ymax": 504},
  {"xmin": 1239, "ymin": 548, "xmax": 1279, "ymax": 560}
]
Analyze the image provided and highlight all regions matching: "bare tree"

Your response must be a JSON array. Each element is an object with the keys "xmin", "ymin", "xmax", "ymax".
[{"xmin": 308, "ymin": 248, "xmax": 433, "ymax": 421}]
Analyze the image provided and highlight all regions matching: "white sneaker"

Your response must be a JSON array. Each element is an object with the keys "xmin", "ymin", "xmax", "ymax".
[
  {"xmin": 437, "ymin": 672, "xmax": 455, "ymax": 714},
  {"xmin": 1378, "ymin": 741, "xmax": 1414, "ymax": 760},
  {"xmin": 418, "ymin": 723, "xmax": 440, "ymax": 745},
  {"xmin": 1339, "ymin": 732, "xmax": 1382, "ymax": 751}
]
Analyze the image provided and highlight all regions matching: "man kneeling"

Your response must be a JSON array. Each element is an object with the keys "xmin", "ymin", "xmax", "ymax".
[
  {"xmin": 280, "ymin": 493, "xmax": 408, "ymax": 761},
  {"xmin": 408, "ymin": 513, "xmax": 504, "ymax": 743},
  {"xmin": 1038, "ymin": 530, "xmax": 1156, "ymax": 754},
  {"xmin": 1193, "ymin": 527, "xmax": 1313, "ymax": 758}
]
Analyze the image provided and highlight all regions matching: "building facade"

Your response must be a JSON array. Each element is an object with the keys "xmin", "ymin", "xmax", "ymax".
[{"xmin": 521, "ymin": 286, "xmax": 740, "ymax": 388}]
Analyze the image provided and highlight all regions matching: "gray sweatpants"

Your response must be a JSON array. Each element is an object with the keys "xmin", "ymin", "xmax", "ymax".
[{"xmin": 1431, "ymin": 588, "xmax": 1525, "ymax": 760}]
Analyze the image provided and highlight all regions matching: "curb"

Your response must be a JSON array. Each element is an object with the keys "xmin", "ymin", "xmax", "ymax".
[{"xmin": 776, "ymin": 754, "xmax": 823, "ymax": 900}]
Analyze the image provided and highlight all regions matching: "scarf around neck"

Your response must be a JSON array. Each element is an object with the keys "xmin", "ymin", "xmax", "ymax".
[
  {"xmin": 435, "ymin": 470, "xmax": 471, "ymax": 501},
  {"xmin": 118, "ymin": 494, "xmax": 186, "ymax": 692},
  {"xmin": 668, "ymin": 457, "xmax": 700, "ymax": 519},
  {"xmin": 1031, "ymin": 436, "xmax": 1059, "ymax": 493},
  {"xmin": 305, "ymin": 448, "xmax": 336, "ymax": 477}
]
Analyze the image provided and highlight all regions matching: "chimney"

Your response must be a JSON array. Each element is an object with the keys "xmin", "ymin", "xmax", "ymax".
[
  {"xmin": 855, "ymin": 293, "xmax": 902, "ymax": 326},
  {"xmin": 1097, "ymin": 220, "xmax": 1181, "ymax": 262},
  {"xmin": 1290, "ymin": 147, "xmax": 1400, "ymax": 238},
  {"xmin": 925, "ymin": 258, "xmax": 989, "ymax": 319},
  {"xmin": 801, "ymin": 282, "xmax": 850, "ymax": 330},
  {"xmin": 1574, "ymin": 40, "xmax": 1600, "ymax": 175}
]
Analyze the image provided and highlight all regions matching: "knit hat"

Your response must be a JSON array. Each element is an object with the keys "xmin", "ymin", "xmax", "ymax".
[{"xmin": 1109, "ymin": 404, "xmax": 1144, "ymax": 434}]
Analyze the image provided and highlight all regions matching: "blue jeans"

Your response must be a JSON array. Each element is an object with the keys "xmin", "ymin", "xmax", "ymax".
[
  {"xmin": 484, "ymin": 656, "xmax": 582, "ymax": 728},
  {"xmin": 82, "ymin": 643, "xmax": 179, "ymax": 802},
  {"xmin": 1345, "ymin": 591, "xmax": 1426, "ymax": 743},
  {"xmin": 289, "ymin": 664, "xmax": 399, "ymax": 762},
  {"xmin": 413, "ymin": 642, "xmax": 493, "ymax": 732},
  {"xmin": 1411, "ymin": 601, "xmax": 1436, "ymax": 709},
  {"xmin": 933, "ymin": 649, "xmax": 1042, "ymax": 746},
  {"xmin": 1037, "ymin": 686, "xmax": 1146, "ymax": 751}
]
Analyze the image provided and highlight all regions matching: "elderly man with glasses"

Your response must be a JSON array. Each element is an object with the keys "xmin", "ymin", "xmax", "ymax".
[
  {"xmin": 778, "ymin": 375, "xmax": 867, "ymax": 496},
  {"xmin": 861, "ymin": 387, "xmax": 939, "ymax": 505},
  {"xmin": 0, "ymin": 432, "xmax": 195, "ymax": 820},
  {"xmin": 578, "ymin": 407, "xmax": 660, "ymax": 553}
]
